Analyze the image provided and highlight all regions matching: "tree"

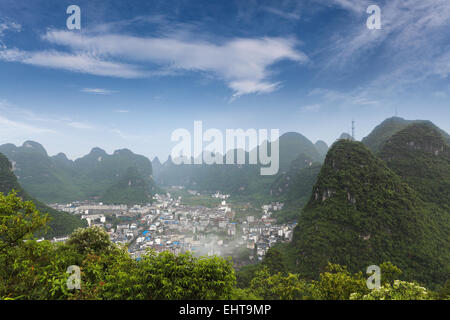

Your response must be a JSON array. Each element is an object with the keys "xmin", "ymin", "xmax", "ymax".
[
  {"xmin": 0, "ymin": 191, "xmax": 48, "ymax": 253},
  {"xmin": 309, "ymin": 263, "xmax": 368, "ymax": 300},
  {"xmin": 250, "ymin": 267, "xmax": 310, "ymax": 300},
  {"xmin": 350, "ymin": 280, "xmax": 431, "ymax": 300},
  {"xmin": 101, "ymin": 250, "xmax": 236, "ymax": 300},
  {"xmin": 262, "ymin": 248, "xmax": 287, "ymax": 275},
  {"xmin": 66, "ymin": 226, "xmax": 115, "ymax": 256}
]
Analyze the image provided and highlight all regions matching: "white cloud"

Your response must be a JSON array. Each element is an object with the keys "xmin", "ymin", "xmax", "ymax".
[
  {"xmin": 300, "ymin": 104, "xmax": 321, "ymax": 112},
  {"xmin": 81, "ymin": 88, "xmax": 117, "ymax": 95},
  {"xmin": 327, "ymin": 0, "xmax": 369, "ymax": 13},
  {"xmin": 323, "ymin": 0, "xmax": 450, "ymax": 84},
  {"xmin": 0, "ymin": 115, "xmax": 55, "ymax": 139},
  {"xmin": 0, "ymin": 49, "xmax": 147, "ymax": 78},
  {"xmin": 114, "ymin": 109, "xmax": 130, "ymax": 113},
  {"xmin": 109, "ymin": 128, "xmax": 153, "ymax": 141},
  {"xmin": 0, "ymin": 28, "xmax": 307, "ymax": 98},
  {"xmin": 0, "ymin": 18, "xmax": 21, "ymax": 49},
  {"xmin": 260, "ymin": 6, "xmax": 301, "ymax": 20},
  {"xmin": 309, "ymin": 88, "xmax": 379, "ymax": 107},
  {"xmin": 67, "ymin": 121, "xmax": 94, "ymax": 130}
]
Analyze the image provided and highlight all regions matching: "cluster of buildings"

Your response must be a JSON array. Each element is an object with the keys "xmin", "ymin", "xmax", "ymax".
[{"xmin": 50, "ymin": 194, "xmax": 295, "ymax": 262}]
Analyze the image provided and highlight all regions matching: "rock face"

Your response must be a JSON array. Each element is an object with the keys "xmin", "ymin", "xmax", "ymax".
[{"xmin": 289, "ymin": 140, "xmax": 449, "ymax": 286}]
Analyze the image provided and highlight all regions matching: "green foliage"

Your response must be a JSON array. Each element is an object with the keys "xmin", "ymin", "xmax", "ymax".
[
  {"xmin": 309, "ymin": 263, "xmax": 368, "ymax": 300},
  {"xmin": 1, "ymin": 199, "xmax": 237, "ymax": 300},
  {"xmin": 250, "ymin": 267, "xmax": 311, "ymax": 300},
  {"xmin": 0, "ymin": 153, "xmax": 86, "ymax": 238},
  {"xmin": 362, "ymin": 117, "xmax": 450, "ymax": 153},
  {"xmin": 261, "ymin": 248, "xmax": 287, "ymax": 275},
  {"xmin": 350, "ymin": 280, "xmax": 431, "ymax": 300},
  {"xmin": 289, "ymin": 140, "xmax": 449, "ymax": 287},
  {"xmin": 0, "ymin": 191, "xmax": 49, "ymax": 251},
  {"xmin": 102, "ymin": 251, "xmax": 236, "ymax": 300},
  {"xmin": 271, "ymin": 161, "xmax": 322, "ymax": 223},
  {"xmin": 66, "ymin": 226, "xmax": 115, "ymax": 256},
  {"xmin": 379, "ymin": 122, "xmax": 450, "ymax": 210},
  {"xmin": 101, "ymin": 167, "xmax": 154, "ymax": 205}
]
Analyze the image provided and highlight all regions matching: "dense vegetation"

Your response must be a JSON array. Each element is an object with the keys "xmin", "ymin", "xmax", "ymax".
[
  {"xmin": 270, "ymin": 153, "xmax": 322, "ymax": 223},
  {"xmin": 101, "ymin": 167, "xmax": 154, "ymax": 205},
  {"xmin": 0, "ymin": 153, "xmax": 86, "ymax": 238},
  {"xmin": 1, "ymin": 117, "xmax": 449, "ymax": 300},
  {"xmin": 1, "ymin": 192, "xmax": 448, "ymax": 300},
  {"xmin": 286, "ymin": 140, "xmax": 449, "ymax": 287},
  {"xmin": 379, "ymin": 122, "xmax": 450, "ymax": 210},
  {"xmin": 362, "ymin": 117, "xmax": 450, "ymax": 153}
]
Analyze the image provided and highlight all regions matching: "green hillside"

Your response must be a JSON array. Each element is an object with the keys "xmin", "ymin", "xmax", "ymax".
[
  {"xmin": 289, "ymin": 140, "xmax": 449, "ymax": 286},
  {"xmin": 362, "ymin": 117, "xmax": 450, "ymax": 153},
  {"xmin": 271, "ymin": 161, "xmax": 322, "ymax": 223},
  {"xmin": 0, "ymin": 153, "xmax": 86, "ymax": 238},
  {"xmin": 72, "ymin": 148, "xmax": 155, "ymax": 200},
  {"xmin": 379, "ymin": 122, "xmax": 450, "ymax": 210},
  {"xmin": 101, "ymin": 167, "xmax": 155, "ymax": 205}
]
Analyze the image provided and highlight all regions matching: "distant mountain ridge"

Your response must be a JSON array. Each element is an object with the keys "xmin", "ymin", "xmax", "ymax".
[
  {"xmin": 0, "ymin": 142, "xmax": 156, "ymax": 204},
  {"xmin": 155, "ymin": 132, "xmax": 324, "ymax": 197},
  {"xmin": 362, "ymin": 117, "xmax": 450, "ymax": 153},
  {"xmin": 379, "ymin": 122, "xmax": 450, "ymax": 210}
]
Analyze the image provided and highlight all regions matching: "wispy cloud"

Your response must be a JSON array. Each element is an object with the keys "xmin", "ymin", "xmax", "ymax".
[
  {"xmin": 0, "ymin": 18, "xmax": 21, "ymax": 49},
  {"xmin": 0, "ymin": 49, "xmax": 147, "ymax": 78},
  {"xmin": 322, "ymin": 0, "xmax": 450, "ymax": 83},
  {"xmin": 0, "ymin": 99, "xmax": 94, "ymax": 132},
  {"xmin": 0, "ymin": 25, "xmax": 308, "ymax": 98},
  {"xmin": 67, "ymin": 121, "xmax": 94, "ymax": 130},
  {"xmin": 0, "ymin": 115, "xmax": 54, "ymax": 136},
  {"xmin": 309, "ymin": 87, "xmax": 380, "ymax": 108},
  {"xmin": 260, "ymin": 6, "xmax": 301, "ymax": 20},
  {"xmin": 109, "ymin": 128, "xmax": 153, "ymax": 142},
  {"xmin": 114, "ymin": 109, "xmax": 130, "ymax": 113},
  {"xmin": 325, "ymin": 0, "xmax": 370, "ymax": 13},
  {"xmin": 300, "ymin": 104, "xmax": 321, "ymax": 113},
  {"xmin": 81, "ymin": 88, "xmax": 117, "ymax": 95}
]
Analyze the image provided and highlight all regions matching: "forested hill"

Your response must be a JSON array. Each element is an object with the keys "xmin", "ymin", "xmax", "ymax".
[
  {"xmin": 101, "ymin": 166, "xmax": 156, "ymax": 205},
  {"xmin": 362, "ymin": 117, "xmax": 450, "ymax": 153},
  {"xmin": 0, "ymin": 142, "xmax": 156, "ymax": 204},
  {"xmin": 379, "ymin": 122, "xmax": 450, "ymax": 210},
  {"xmin": 0, "ymin": 153, "xmax": 86, "ymax": 238},
  {"xmin": 289, "ymin": 140, "xmax": 449, "ymax": 286}
]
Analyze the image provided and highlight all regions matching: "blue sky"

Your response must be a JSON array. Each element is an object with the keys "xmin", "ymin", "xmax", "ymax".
[{"xmin": 0, "ymin": 0, "xmax": 449, "ymax": 161}]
